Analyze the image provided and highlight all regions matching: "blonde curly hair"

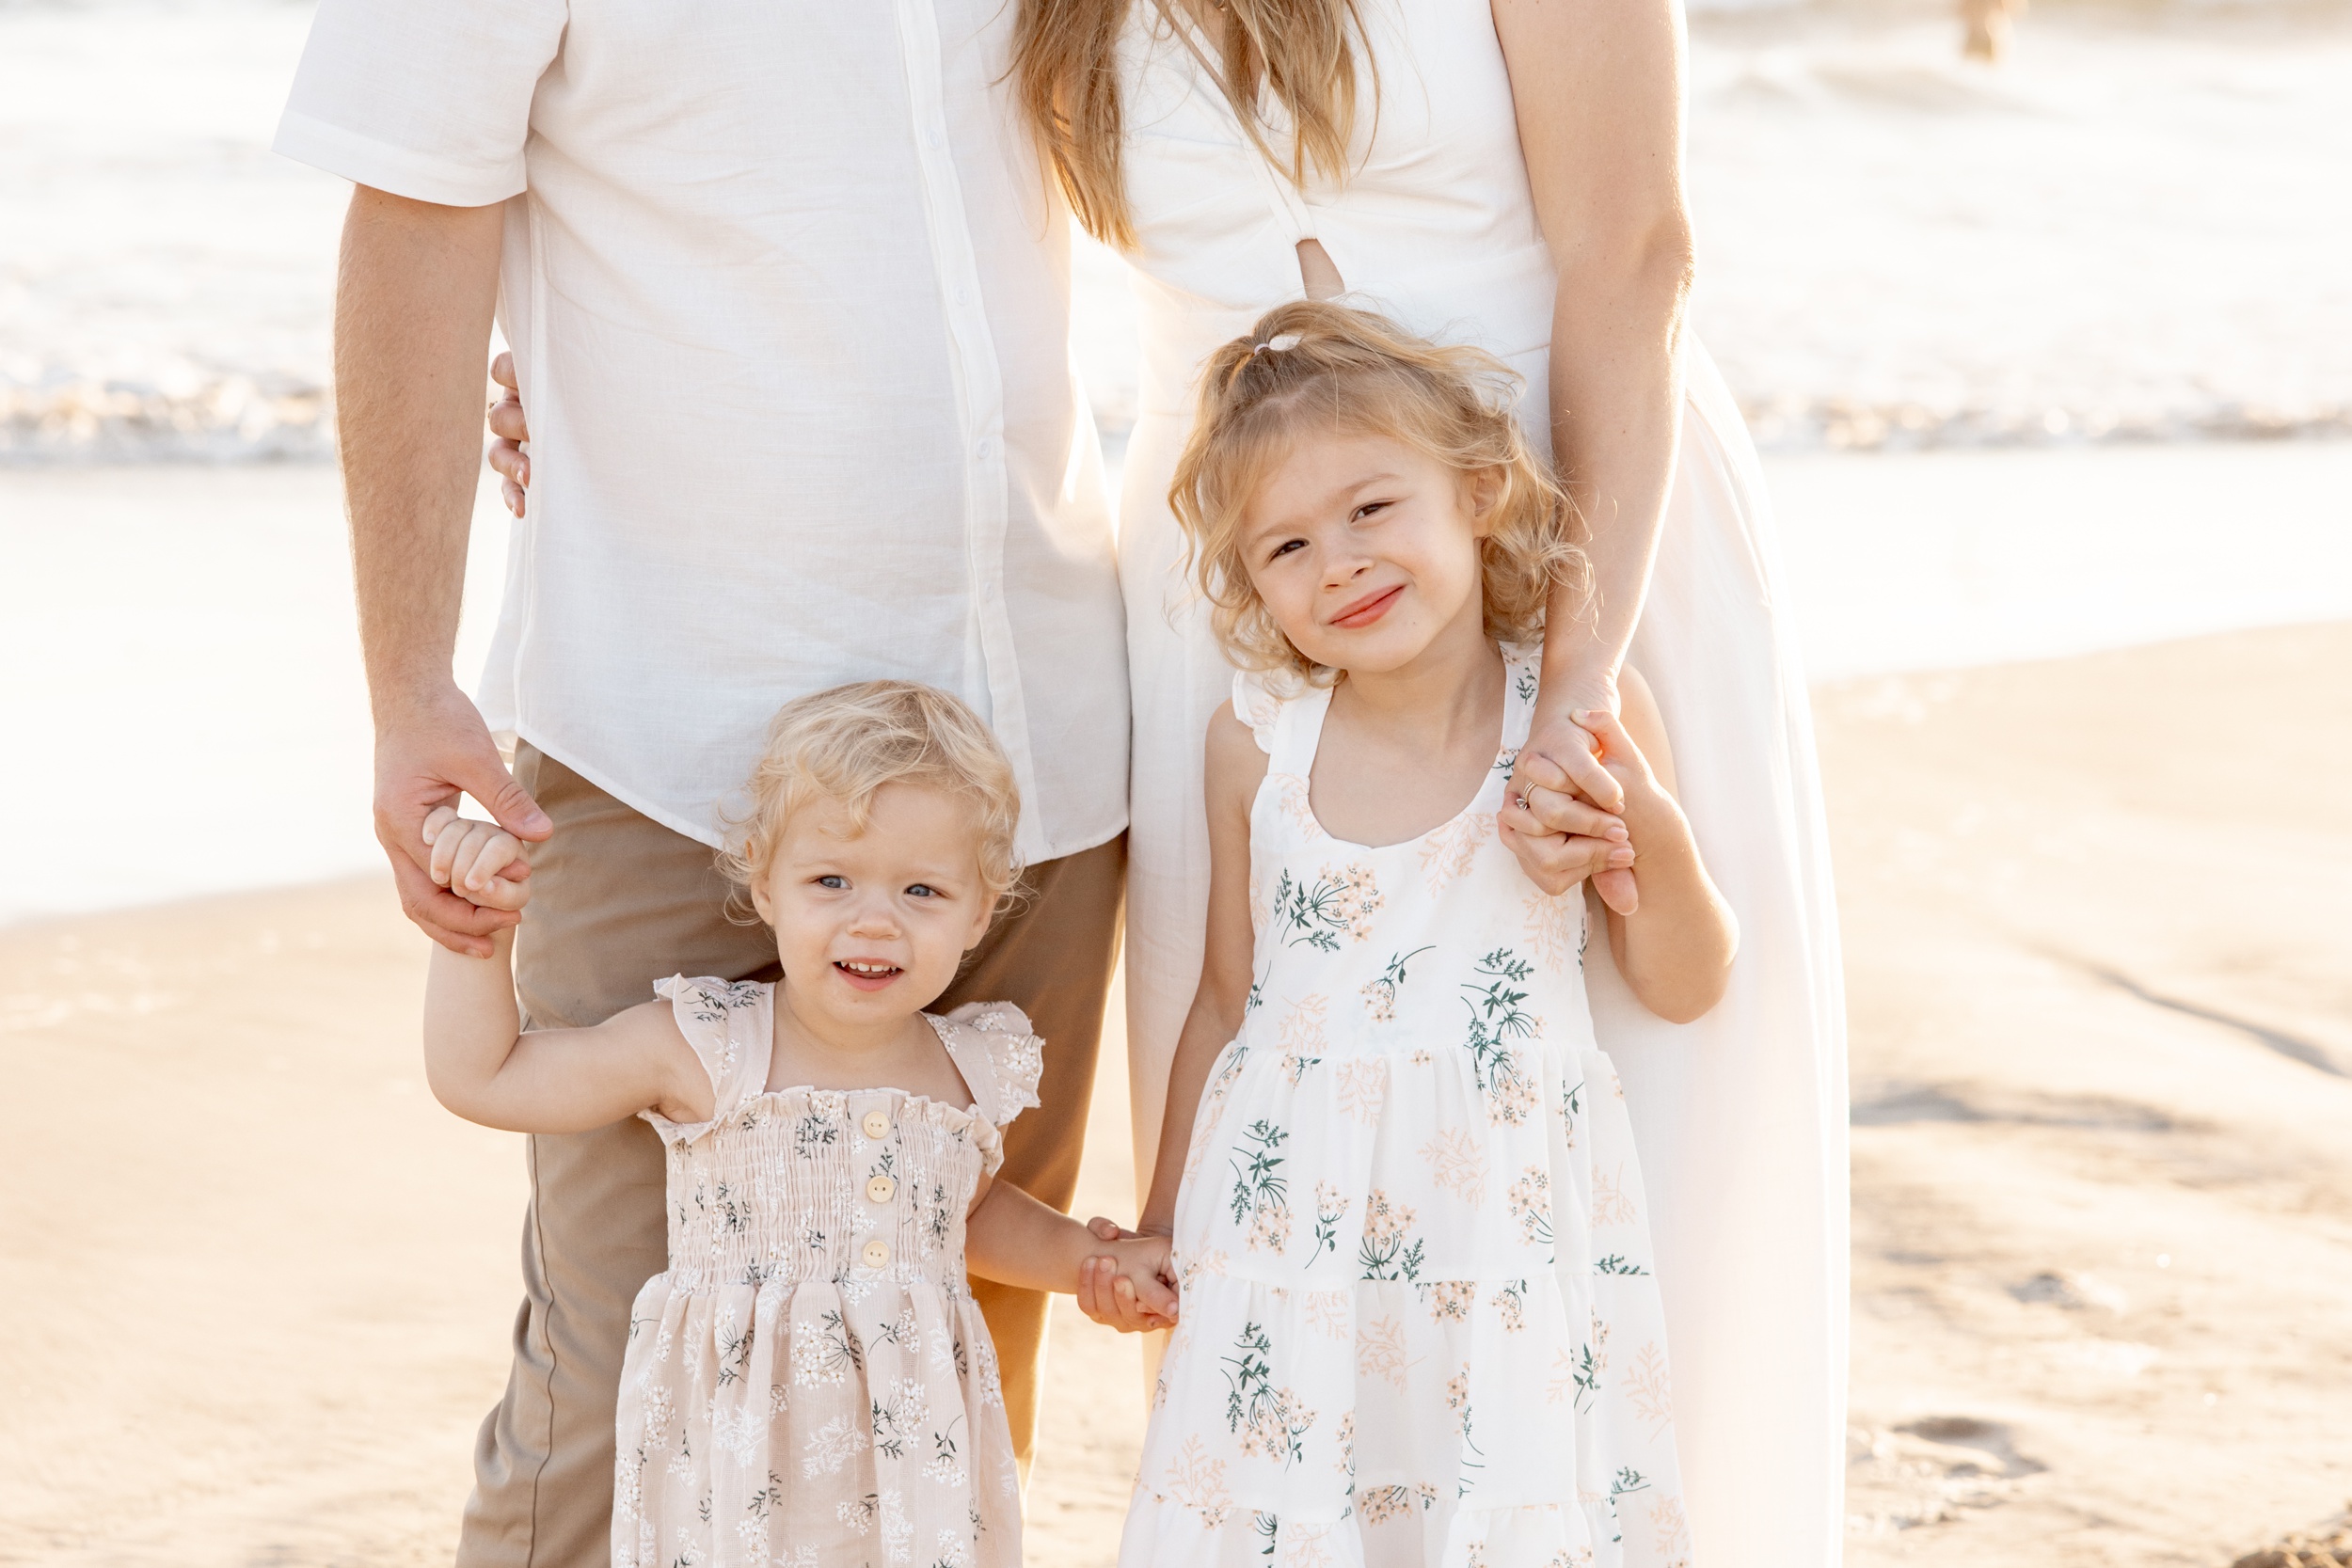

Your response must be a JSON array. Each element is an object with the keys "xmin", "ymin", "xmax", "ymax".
[
  {"xmin": 717, "ymin": 681, "xmax": 1023, "ymax": 920},
  {"xmin": 1168, "ymin": 301, "xmax": 1587, "ymax": 684}
]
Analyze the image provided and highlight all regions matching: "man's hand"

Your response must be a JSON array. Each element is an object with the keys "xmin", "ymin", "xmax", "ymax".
[
  {"xmin": 376, "ymin": 683, "xmax": 549, "ymax": 956},
  {"xmin": 336, "ymin": 185, "xmax": 523, "ymax": 955},
  {"xmin": 485, "ymin": 351, "xmax": 532, "ymax": 517}
]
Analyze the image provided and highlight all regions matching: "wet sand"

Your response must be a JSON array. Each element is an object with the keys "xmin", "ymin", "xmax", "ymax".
[{"xmin": 2, "ymin": 622, "xmax": 2346, "ymax": 1565}]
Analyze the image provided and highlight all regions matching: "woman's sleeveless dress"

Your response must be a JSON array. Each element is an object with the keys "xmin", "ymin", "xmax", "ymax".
[
  {"xmin": 1107, "ymin": 2, "xmax": 1850, "ymax": 1559},
  {"xmin": 1121, "ymin": 650, "xmax": 1690, "ymax": 1568},
  {"xmin": 611, "ymin": 977, "xmax": 1042, "ymax": 1568}
]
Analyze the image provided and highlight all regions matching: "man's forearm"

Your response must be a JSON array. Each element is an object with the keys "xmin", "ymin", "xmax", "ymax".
[{"xmin": 334, "ymin": 186, "xmax": 505, "ymax": 717}]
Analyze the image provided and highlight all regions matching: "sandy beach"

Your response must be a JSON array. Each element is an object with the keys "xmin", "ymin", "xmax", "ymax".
[{"xmin": 3, "ymin": 620, "xmax": 2344, "ymax": 1566}]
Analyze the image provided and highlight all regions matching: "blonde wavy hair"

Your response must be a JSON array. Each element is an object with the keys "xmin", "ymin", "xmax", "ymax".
[
  {"xmin": 1013, "ymin": 0, "xmax": 1368, "ymax": 247},
  {"xmin": 1168, "ymin": 301, "xmax": 1587, "ymax": 685},
  {"xmin": 718, "ymin": 681, "xmax": 1024, "ymax": 920}
]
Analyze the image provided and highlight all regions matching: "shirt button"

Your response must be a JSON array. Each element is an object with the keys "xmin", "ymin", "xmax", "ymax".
[
  {"xmin": 861, "ymin": 1240, "xmax": 891, "ymax": 1269},
  {"xmin": 862, "ymin": 1111, "xmax": 890, "ymax": 1139},
  {"xmin": 866, "ymin": 1175, "xmax": 897, "ymax": 1204}
]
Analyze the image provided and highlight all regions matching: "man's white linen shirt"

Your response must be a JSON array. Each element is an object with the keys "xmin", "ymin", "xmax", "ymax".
[{"xmin": 277, "ymin": 0, "xmax": 1130, "ymax": 863}]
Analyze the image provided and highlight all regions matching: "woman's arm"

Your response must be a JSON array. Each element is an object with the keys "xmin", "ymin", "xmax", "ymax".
[
  {"xmin": 1493, "ymin": 0, "xmax": 1696, "ymax": 865},
  {"xmin": 1139, "ymin": 705, "xmax": 1267, "ymax": 1233},
  {"xmin": 1584, "ymin": 668, "xmax": 1737, "ymax": 1022}
]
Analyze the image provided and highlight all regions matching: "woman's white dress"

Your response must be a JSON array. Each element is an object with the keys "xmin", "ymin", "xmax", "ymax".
[
  {"xmin": 1108, "ymin": 0, "xmax": 1851, "ymax": 1560},
  {"xmin": 1121, "ymin": 650, "xmax": 1691, "ymax": 1567}
]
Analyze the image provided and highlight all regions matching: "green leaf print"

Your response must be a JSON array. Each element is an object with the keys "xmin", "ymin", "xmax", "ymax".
[
  {"xmin": 1359, "ymin": 944, "xmax": 1434, "ymax": 1023},
  {"xmin": 1228, "ymin": 1120, "xmax": 1289, "ymax": 1226},
  {"xmin": 1460, "ymin": 948, "xmax": 1540, "ymax": 1123},
  {"xmin": 1270, "ymin": 865, "xmax": 1381, "ymax": 952},
  {"xmin": 1607, "ymin": 1466, "xmax": 1650, "ymax": 1545},
  {"xmin": 1595, "ymin": 1254, "xmax": 1651, "ymax": 1275},
  {"xmin": 1357, "ymin": 1190, "xmax": 1425, "ymax": 1281},
  {"xmin": 715, "ymin": 1315, "xmax": 755, "ymax": 1386},
  {"xmin": 1311, "ymin": 1182, "xmax": 1349, "ymax": 1259},
  {"xmin": 1570, "ymin": 1340, "xmax": 1603, "ymax": 1413},
  {"xmin": 793, "ymin": 1113, "xmax": 837, "ymax": 1158},
  {"xmin": 1229, "ymin": 1119, "xmax": 1293, "ymax": 1252},
  {"xmin": 1223, "ymin": 1323, "xmax": 1313, "ymax": 1465}
]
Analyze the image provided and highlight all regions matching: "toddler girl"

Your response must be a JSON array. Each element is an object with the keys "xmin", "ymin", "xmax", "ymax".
[
  {"xmin": 1106, "ymin": 304, "xmax": 1738, "ymax": 1566},
  {"xmin": 421, "ymin": 680, "xmax": 1175, "ymax": 1568}
]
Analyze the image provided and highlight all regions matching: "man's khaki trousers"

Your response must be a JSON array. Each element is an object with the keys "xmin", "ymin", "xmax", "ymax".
[{"xmin": 455, "ymin": 746, "xmax": 1125, "ymax": 1568}]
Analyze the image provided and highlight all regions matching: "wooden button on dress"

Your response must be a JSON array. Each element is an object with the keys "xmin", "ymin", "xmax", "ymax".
[
  {"xmin": 866, "ymin": 1175, "xmax": 897, "ymax": 1204},
  {"xmin": 862, "ymin": 1110, "xmax": 891, "ymax": 1139},
  {"xmin": 861, "ymin": 1240, "xmax": 891, "ymax": 1269}
]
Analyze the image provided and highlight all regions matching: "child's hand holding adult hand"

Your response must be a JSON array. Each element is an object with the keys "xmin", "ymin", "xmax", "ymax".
[{"xmin": 422, "ymin": 805, "xmax": 532, "ymax": 917}]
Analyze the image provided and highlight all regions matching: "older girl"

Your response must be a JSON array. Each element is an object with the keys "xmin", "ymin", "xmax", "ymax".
[{"xmin": 1104, "ymin": 303, "xmax": 1734, "ymax": 1565}]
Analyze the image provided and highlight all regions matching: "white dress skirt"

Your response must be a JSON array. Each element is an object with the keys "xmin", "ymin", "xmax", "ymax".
[{"xmin": 1108, "ymin": 0, "xmax": 1851, "ymax": 1560}]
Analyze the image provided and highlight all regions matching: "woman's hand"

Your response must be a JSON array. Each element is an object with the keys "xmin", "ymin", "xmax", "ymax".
[
  {"xmin": 1076, "ymin": 1215, "xmax": 1179, "ymax": 1333},
  {"xmin": 485, "ymin": 351, "xmax": 531, "ymax": 517},
  {"xmin": 1503, "ymin": 687, "xmax": 1641, "ymax": 911}
]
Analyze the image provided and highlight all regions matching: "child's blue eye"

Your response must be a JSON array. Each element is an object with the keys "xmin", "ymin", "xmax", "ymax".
[
  {"xmin": 816, "ymin": 875, "xmax": 848, "ymax": 890},
  {"xmin": 1353, "ymin": 500, "xmax": 1389, "ymax": 522},
  {"xmin": 1269, "ymin": 539, "xmax": 1306, "ymax": 562},
  {"xmin": 906, "ymin": 883, "xmax": 940, "ymax": 899}
]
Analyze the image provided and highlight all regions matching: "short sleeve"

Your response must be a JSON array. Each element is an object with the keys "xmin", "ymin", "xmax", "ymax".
[
  {"xmin": 1232, "ymin": 669, "xmax": 1284, "ymax": 756},
  {"xmin": 932, "ymin": 1002, "xmax": 1045, "ymax": 1139},
  {"xmin": 272, "ymin": 0, "xmax": 567, "ymax": 206},
  {"xmin": 642, "ymin": 975, "xmax": 772, "ymax": 1145}
]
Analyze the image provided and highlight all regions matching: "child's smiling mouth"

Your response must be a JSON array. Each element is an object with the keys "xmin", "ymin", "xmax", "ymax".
[
  {"xmin": 834, "ymin": 958, "xmax": 904, "ymax": 991},
  {"xmin": 1329, "ymin": 583, "xmax": 1403, "ymax": 628}
]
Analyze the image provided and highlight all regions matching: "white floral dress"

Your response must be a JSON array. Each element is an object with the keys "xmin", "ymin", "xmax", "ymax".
[
  {"xmin": 1120, "ymin": 651, "xmax": 1692, "ymax": 1568},
  {"xmin": 612, "ymin": 977, "xmax": 1043, "ymax": 1568}
]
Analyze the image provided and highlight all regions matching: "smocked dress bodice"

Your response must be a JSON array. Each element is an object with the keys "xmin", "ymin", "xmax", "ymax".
[
  {"xmin": 612, "ymin": 978, "xmax": 1041, "ymax": 1568},
  {"xmin": 648, "ymin": 977, "xmax": 1043, "ymax": 1298}
]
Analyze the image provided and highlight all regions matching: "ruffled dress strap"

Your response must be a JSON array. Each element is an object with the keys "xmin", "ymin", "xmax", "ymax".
[
  {"xmin": 642, "ymin": 975, "xmax": 775, "ymax": 1146},
  {"xmin": 928, "ymin": 1001, "xmax": 1045, "ymax": 1175},
  {"xmin": 1231, "ymin": 666, "xmax": 1334, "ymax": 777}
]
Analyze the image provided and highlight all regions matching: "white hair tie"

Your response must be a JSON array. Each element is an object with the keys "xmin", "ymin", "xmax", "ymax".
[{"xmin": 1252, "ymin": 332, "xmax": 1303, "ymax": 357}]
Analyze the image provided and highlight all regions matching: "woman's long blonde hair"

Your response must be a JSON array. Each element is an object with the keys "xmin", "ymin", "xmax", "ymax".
[
  {"xmin": 1170, "ymin": 301, "xmax": 1587, "ymax": 684},
  {"xmin": 1012, "ymin": 0, "xmax": 1368, "ymax": 247}
]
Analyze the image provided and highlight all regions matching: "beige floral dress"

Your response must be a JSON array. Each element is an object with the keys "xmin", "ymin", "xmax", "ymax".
[
  {"xmin": 612, "ymin": 977, "xmax": 1042, "ymax": 1568},
  {"xmin": 1120, "ymin": 650, "xmax": 1693, "ymax": 1568}
]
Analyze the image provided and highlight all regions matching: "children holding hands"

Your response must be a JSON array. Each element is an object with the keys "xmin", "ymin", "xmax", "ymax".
[{"xmin": 421, "ymin": 303, "xmax": 1735, "ymax": 1567}]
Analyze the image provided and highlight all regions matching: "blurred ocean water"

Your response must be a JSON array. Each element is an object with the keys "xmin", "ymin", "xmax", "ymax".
[
  {"xmin": 2, "ymin": 0, "xmax": 2349, "ymax": 922},
  {"xmin": 2, "ymin": 0, "xmax": 2348, "ymax": 462}
]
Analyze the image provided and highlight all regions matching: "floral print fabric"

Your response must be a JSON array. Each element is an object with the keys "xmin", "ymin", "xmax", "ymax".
[
  {"xmin": 1120, "ymin": 652, "xmax": 1692, "ymax": 1568},
  {"xmin": 612, "ymin": 979, "xmax": 1042, "ymax": 1568}
]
